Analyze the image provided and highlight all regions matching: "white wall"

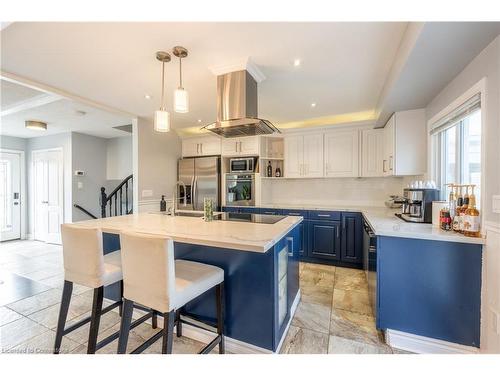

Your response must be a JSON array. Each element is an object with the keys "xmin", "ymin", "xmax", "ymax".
[
  {"xmin": 71, "ymin": 132, "xmax": 108, "ymax": 221},
  {"xmin": 106, "ymin": 136, "xmax": 132, "ymax": 180},
  {"xmin": 261, "ymin": 176, "xmax": 417, "ymax": 208},
  {"xmin": 133, "ymin": 117, "xmax": 181, "ymax": 212},
  {"xmin": 425, "ymin": 35, "xmax": 500, "ymax": 353}
]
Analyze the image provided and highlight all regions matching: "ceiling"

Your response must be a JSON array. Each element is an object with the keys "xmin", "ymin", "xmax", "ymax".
[
  {"xmin": 0, "ymin": 22, "xmax": 409, "ymax": 134},
  {"xmin": 1, "ymin": 79, "xmax": 132, "ymax": 138}
]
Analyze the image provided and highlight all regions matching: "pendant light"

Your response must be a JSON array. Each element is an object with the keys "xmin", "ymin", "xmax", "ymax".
[
  {"xmin": 154, "ymin": 51, "xmax": 171, "ymax": 132},
  {"xmin": 173, "ymin": 46, "xmax": 189, "ymax": 113}
]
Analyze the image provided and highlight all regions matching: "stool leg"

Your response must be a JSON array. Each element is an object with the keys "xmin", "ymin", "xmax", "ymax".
[
  {"xmin": 216, "ymin": 282, "xmax": 225, "ymax": 354},
  {"xmin": 117, "ymin": 298, "xmax": 134, "ymax": 354},
  {"xmin": 161, "ymin": 310, "xmax": 175, "ymax": 354},
  {"xmin": 118, "ymin": 280, "xmax": 124, "ymax": 317},
  {"xmin": 175, "ymin": 309, "xmax": 182, "ymax": 337},
  {"xmin": 151, "ymin": 310, "xmax": 158, "ymax": 329},
  {"xmin": 54, "ymin": 280, "xmax": 73, "ymax": 354},
  {"xmin": 87, "ymin": 286, "xmax": 104, "ymax": 354}
]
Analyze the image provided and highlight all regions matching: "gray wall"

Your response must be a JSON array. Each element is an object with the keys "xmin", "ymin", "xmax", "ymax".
[
  {"xmin": 0, "ymin": 135, "xmax": 27, "ymax": 151},
  {"xmin": 135, "ymin": 117, "xmax": 181, "ymax": 206},
  {"xmin": 106, "ymin": 136, "xmax": 132, "ymax": 180},
  {"xmin": 71, "ymin": 132, "xmax": 108, "ymax": 221},
  {"xmin": 426, "ymin": 35, "xmax": 500, "ymax": 223}
]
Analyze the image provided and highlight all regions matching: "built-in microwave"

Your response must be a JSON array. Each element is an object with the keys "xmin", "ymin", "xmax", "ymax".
[{"xmin": 229, "ymin": 158, "xmax": 255, "ymax": 173}]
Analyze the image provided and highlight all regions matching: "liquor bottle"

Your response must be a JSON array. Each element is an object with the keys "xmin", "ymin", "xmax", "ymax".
[
  {"xmin": 275, "ymin": 167, "xmax": 281, "ymax": 178},
  {"xmin": 267, "ymin": 161, "xmax": 272, "ymax": 177},
  {"xmin": 160, "ymin": 195, "xmax": 167, "ymax": 212},
  {"xmin": 453, "ymin": 185, "xmax": 463, "ymax": 232},
  {"xmin": 447, "ymin": 183, "xmax": 456, "ymax": 219},
  {"xmin": 459, "ymin": 185, "xmax": 470, "ymax": 233},
  {"xmin": 440, "ymin": 206, "xmax": 452, "ymax": 231},
  {"xmin": 463, "ymin": 185, "xmax": 481, "ymax": 237}
]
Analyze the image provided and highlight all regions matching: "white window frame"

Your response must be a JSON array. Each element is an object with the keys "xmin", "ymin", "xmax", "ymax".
[{"xmin": 427, "ymin": 78, "xmax": 486, "ymax": 217}]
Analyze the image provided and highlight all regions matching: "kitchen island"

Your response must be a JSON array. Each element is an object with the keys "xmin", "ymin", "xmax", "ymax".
[{"xmin": 70, "ymin": 212, "xmax": 303, "ymax": 353}]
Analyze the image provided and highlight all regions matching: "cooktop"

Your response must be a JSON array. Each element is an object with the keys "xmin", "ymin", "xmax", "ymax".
[{"xmin": 214, "ymin": 212, "xmax": 286, "ymax": 224}]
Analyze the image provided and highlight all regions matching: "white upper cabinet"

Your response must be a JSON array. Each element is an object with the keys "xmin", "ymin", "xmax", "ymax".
[
  {"xmin": 303, "ymin": 134, "xmax": 324, "ymax": 178},
  {"xmin": 324, "ymin": 129, "xmax": 359, "ymax": 177},
  {"xmin": 284, "ymin": 133, "xmax": 323, "ymax": 178},
  {"xmin": 221, "ymin": 136, "xmax": 259, "ymax": 156},
  {"xmin": 284, "ymin": 135, "xmax": 303, "ymax": 178},
  {"xmin": 361, "ymin": 129, "xmax": 384, "ymax": 177},
  {"xmin": 182, "ymin": 135, "xmax": 221, "ymax": 157},
  {"xmin": 383, "ymin": 109, "xmax": 426, "ymax": 176}
]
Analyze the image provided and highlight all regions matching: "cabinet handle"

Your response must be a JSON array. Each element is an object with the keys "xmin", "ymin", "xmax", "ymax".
[
  {"xmin": 383, "ymin": 160, "xmax": 387, "ymax": 173},
  {"xmin": 196, "ymin": 143, "xmax": 199, "ymax": 154},
  {"xmin": 389, "ymin": 156, "xmax": 393, "ymax": 171},
  {"xmin": 200, "ymin": 143, "xmax": 203, "ymax": 155},
  {"xmin": 317, "ymin": 214, "xmax": 330, "ymax": 218},
  {"xmin": 239, "ymin": 142, "xmax": 242, "ymax": 153},
  {"xmin": 343, "ymin": 217, "xmax": 346, "ymax": 230},
  {"xmin": 336, "ymin": 226, "xmax": 339, "ymax": 238}
]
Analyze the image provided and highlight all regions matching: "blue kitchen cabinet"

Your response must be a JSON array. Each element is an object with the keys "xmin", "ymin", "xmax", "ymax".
[
  {"xmin": 223, "ymin": 206, "xmax": 259, "ymax": 214},
  {"xmin": 282, "ymin": 209, "xmax": 308, "ymax": 258},
  {"xmin": 340, "ymin": 212, "xmax": 363, "ymax": 264},
  {"xmin": 307, "ymin": 220, "xmax": 341, "ymax": 260}
]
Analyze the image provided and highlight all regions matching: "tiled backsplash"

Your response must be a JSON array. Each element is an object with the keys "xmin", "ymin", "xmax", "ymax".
[{"xmin": 260, "ymin": 176, "xmax": 422, "ymax": 207}]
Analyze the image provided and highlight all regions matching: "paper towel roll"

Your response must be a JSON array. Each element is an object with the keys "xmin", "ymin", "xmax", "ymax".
[{"xmin": 432, "ymin": 201, "xmax": 448, "ymax": 227}]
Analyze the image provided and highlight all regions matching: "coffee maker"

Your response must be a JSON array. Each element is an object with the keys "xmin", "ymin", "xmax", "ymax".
[{"xmin": 399, "ymin": 188, "xmax": 440, "ymax": 223}]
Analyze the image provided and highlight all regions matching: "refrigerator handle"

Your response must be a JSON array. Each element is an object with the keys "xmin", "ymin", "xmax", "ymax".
[{"xmin": 193, "ymin": 176, "xmax": 198, "ymax": 210}]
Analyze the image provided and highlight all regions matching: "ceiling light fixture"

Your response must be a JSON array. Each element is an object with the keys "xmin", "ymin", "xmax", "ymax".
[
  {"xmin": 173, "ymin": 46, "xmax": 189, "ymax": 113},
  {"xmin": 293, "ymin": 59, "xmax": 301, "ymax": 67},
  {"xmin": 311, "ymin": 103, "xmax": 317, "ymax": 108},
  {"xmin": 154, "ymin": 51, "xmax": 171, "ymax": 132},
  {"xmin": 197, "ymin": 119, "xmax": 202, "ymax": 123},
  {"xmin": 144, "ymin": 94, "xmax": 152, "ymax": 100},
  {"xmin": 25, "ymin": 120, "xmax": 47, "ymax": 131}
]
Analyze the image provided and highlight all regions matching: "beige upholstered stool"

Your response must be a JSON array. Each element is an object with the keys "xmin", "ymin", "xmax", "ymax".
[
  {"xmin": 117, "ymin": 231, "xmax": 225, "ymax": 354},
  {"xmin": 54, "ymin": 225, "xmax": 157, "ymax": 354}
]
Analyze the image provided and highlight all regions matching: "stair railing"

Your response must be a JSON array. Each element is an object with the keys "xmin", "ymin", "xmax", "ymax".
[{"xmin": 100, "ymin": 174, "xmax": 133, "ymax": 218}]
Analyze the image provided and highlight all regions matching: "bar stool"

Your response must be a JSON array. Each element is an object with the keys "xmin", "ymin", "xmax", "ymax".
[
  {"xmin": 117, "ymin": 231, "xmax": 225, "ymax": 354},
  {"xmin": 54, "ymin": 225, "xmax": 157, "ymax": 354}
]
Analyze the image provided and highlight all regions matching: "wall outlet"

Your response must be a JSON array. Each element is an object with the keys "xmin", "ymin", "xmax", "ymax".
[
  {"xmin": 141, "ymin": 189, "xmax": 153, "ymax": 198},
  {"xmin": 492, "ymin": 195, "xmax": 500, "ymax": 214}
]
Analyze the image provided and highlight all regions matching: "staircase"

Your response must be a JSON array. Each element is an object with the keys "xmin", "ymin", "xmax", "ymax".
[{"xmin": 100, "ymin": 174, "xmax": 133, "ymax": 218}]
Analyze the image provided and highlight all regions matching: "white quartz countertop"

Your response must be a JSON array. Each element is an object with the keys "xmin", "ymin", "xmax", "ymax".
[
  {"xmin": 68, "ymin": 212, "xmax": 302, "ymax": 253},
  {"xmin": 247, "ymin": 203, "xmax": 485, "ymax": 245}
]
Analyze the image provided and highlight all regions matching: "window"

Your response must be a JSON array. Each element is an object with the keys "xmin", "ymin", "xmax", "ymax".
[{"xmin": 432, "ymin": 94, "xmax": 482, "ymax": 207}]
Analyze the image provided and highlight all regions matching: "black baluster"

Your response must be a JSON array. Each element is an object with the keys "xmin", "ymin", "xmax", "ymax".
[
  {"xmin": 120, "ymin": 188, "xmax": 123, "ymax": 215},
  {"xmin": 100, "ymin": 187, "xmax": 107, "ymax": 218},
  {"xmin": 109, "ymin": 201, "xmax": 112, "ymax": 217},
  {"xmin": 125, "ymin": 181, "xmax": 129, "ymax": 214},
  {"xmin": 114, "ymin": 195, "xmax": 117, "ymax": 216}
]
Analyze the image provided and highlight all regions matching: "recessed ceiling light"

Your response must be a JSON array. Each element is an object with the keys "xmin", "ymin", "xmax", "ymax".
[
  {"xmin": 293, "ymin": 59, "xmax": 301, "ymax": 67},
  {"xmin": 25, "ymin": 120, "xmax": 47, "ymax": 131},
  {"xmin": 144, "ymin": 94, "xmax": 152, "ymax": 100},
  {"xmin": 311, "ymin": 103, "xmax": 317, "ymax": 108},
  {"xmin": 197, "ymin": 119, "xmax": 202, "ymax": 123}
]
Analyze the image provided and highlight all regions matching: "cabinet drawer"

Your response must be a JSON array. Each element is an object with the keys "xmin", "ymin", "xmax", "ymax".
[
  {"xmin": 308, "ymin": 210, "xmax": 340, "ymax": 221},
  {"xmin": 260, "ymin": 208, "xmax": 284, "ymax": 215},
  {"xmin": 282, "ymin": 209, "xmax": 309, "ymax": 219}
]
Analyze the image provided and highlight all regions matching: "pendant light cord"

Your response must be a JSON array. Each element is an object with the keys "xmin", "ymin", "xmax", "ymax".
[
  {"xmin": 179, "ymin": 57, "xmax": 183, "ymax": 89},
  {"xmin": 161, "ymin": 61, "xmax": 165, "ymax": 110}
]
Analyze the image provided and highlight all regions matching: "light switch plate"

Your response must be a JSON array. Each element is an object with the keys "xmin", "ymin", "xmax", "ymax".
[
  {"xmin": 77, "ymin": 182, "xmax": 83, "ymax": 189},
  {"xmin": 493, "ymin": 195, "xmax": 500, "ymax": 214},
  {"xmin": 142, "ymin": 189, "xmax": 153, "ymax": 198}
]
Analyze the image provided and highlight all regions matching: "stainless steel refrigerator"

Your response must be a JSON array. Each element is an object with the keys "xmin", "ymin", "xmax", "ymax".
[{"xmin": 177, "ymin": 156, "xmax": 221, "ymax": 211}]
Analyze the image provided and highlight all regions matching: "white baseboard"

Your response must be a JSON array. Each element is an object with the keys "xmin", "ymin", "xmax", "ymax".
[
  {"xmin": 385, "ymin": 329, "xmax": 479, "ymax": 354},
  {"xmin": 108, "ymin": 289, "xmax": 301, "ymax": 354}
]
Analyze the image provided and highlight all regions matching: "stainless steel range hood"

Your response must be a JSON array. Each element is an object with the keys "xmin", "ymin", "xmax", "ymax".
[{"xmin": 202, "ymin": 70, "xmax": 280, "ymax": 138}]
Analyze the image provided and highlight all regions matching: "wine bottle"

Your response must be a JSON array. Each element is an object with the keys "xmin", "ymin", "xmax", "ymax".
[{"xmin": 267, "ymin": 161, "xmax": 272, "ymax": 177}]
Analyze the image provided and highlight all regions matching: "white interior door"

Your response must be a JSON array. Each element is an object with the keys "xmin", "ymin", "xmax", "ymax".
[
  {"xmin": 33, "ymin": 150, "xmax": 63, "ymax": 244},
  {"xmin": 0, "ymin": 152, "xmax": 21, "ymax": 241}
]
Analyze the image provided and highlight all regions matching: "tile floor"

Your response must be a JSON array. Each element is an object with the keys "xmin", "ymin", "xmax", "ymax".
[{"xmin": 0, "ymin": 240, "xmax": 406, "ymax": 354}]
